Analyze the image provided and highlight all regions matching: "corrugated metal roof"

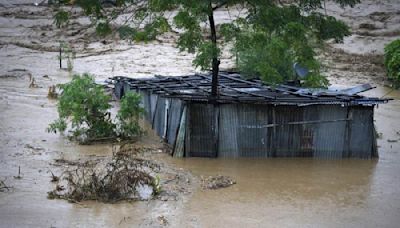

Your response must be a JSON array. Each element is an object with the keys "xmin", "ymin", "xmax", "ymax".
[{"xmin": 111, "ymin": 71, "xmax": 390, "ymax": 106}]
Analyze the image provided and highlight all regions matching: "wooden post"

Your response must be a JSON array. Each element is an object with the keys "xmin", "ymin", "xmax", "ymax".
[{"xmin": 59, "ymin": 44, "xmax": 62, "ymax": 69}]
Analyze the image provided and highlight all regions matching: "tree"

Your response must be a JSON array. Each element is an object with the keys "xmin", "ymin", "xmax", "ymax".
[{"xmin": 54, "ymin": 0, "xmax": 360, "ymax": 92}]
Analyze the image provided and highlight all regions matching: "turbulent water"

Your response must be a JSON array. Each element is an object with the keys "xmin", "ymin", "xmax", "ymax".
[{"xmin": 0, "ymin": 1, "xmax": 400, "ymax": 227}]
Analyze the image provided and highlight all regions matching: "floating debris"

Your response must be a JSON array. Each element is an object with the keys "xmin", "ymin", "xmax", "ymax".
[
  {"xmin": 13, "ymin": 166, "xmax": 22, "ymax": 180},
  {"xmin": 48, "ymin": 153, "xmax": 161, "ymax": 202},
  {"xmin": 47, "ymin": 85, "xmax": 58, "ymax": 99},
  {"xmin": 201, "ymin": 175, "xmax": 236, "ymax": 190},
  {"xmin": 49, "ymin": 171, "xmax": 59, "ymax": 182},
  {"xmin": 29, "ymin": 76, "xmax": 39, "ymax": 88},
  {"xmin": 0, "ymin": 180, "xmax": 12, "ymax": 192},
  {"xmin": 157, "ymin": 215, "xmax": 168, "ymax": 226},
  {"xmin": 25, "ymin": 144, "xmax": 44, "ymax": 151}
]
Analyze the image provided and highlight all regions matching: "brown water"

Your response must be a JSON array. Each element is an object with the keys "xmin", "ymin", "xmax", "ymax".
[{"xmin": 1, "ymin": 1, "xmax": 400, "ymax": 227}]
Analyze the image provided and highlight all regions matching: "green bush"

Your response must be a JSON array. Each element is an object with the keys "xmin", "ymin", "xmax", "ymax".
[
  {"xmin": 384, "ymin": 39, "xmax": 400, "ymax": 87},
  {"xmin": 48, "ymin": 74, "xmax": 145, "ymax": 143},
  {"xmin": 117, "ymin": 91, "xmax": 145, "ymax": 138},
  {"xmin": 47, "ymin": 74, "xmax": 116, "ymax": 143}
]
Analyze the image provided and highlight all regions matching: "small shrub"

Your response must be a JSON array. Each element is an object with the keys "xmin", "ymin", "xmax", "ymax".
[
  {"xmin": 384, "ymin": 39, "xmax": 400, "ymax": 88},
  {"xmin": 48, "ymin": 74, "xmax": 145, "ymax": 143},
  {"xmin": 47, "ymin": 73, "xmax": 116, "ymax": 143},
  {"xmin": 117, "ymin": 91, "xmax": 145, "ymax": 138}
]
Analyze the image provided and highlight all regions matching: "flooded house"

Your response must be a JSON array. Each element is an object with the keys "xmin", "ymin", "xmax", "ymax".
[{"xmin": 112, "ymin": 72, "xmax": 389, "ymax": 159}]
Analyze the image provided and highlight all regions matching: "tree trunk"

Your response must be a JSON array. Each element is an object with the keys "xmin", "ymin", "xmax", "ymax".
[{"xmin": 208, "ymin": 2, "xmax": 220, "ymax": 99}]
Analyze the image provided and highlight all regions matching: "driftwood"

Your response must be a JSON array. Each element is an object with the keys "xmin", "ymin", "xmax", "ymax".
[{"xmin": 0, "ymin": 180, "xmax": 12, "ymax": 192}]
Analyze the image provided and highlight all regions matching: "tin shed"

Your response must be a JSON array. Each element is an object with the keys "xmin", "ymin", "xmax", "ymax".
[{"xmin": 112, "ymin": 72, "xmax": 389, "ymax": 159}]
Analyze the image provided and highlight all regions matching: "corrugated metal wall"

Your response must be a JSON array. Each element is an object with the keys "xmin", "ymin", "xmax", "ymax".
[
  {"xmin": 310, "ymin": 105, "xmax": 348, "ymax": 159},
  {"xmin": 274, "ymin": 106, "xmax": 303, "ymax": 157},
  {"xmin": 173, "ymin": 106, "xmax": 186, "ymax": 157},
  {"xmin": 117, "ymin": 82, "xmax": 376, "ymax": 159},
  {"xmin": 218, "ymin": 104, "xmax": 239, "ymax": 158},
  {"xmin": 186, "ymin": 103, "xmax": 217, "ymax": 157},
  {"xmin": 236, "ymin": 104, "xmax": 271, "ymax": 157},
  {"xmin": 348, "ymin": 106, "xmax": 375, "ymax": 159},
  {"xmin": 166, "ymin": 99, "xmax": 183, "ymax": 146},
  {"xmin": 185, "ymin": 104, "xmax": 375, "ymax": 159},
  {"xmin": 153, "ymin": 97, "xmax": 167, "ymax": 138}
]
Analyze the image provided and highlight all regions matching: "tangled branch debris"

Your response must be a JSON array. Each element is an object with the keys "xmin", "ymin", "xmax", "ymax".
[
  {"xmin": 0, "ymin": 180, "xmax": 12, "ymax": 192},
  {"xmin": 48, "ymin": 152, "xmax": 161, "ymax": 202},
  {"xmin": 201, "ymin": 175, "xmax": 236, "ymax": 190},
  {"xmin": 48, "ymin": 143, "xmax": 194, "ymax": 203}
]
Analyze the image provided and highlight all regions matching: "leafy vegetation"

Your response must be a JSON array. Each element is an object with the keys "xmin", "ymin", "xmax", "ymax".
[
  {"xmin": 48, "ymin": 74, "xmax": 144, "ymax": 143},
  {"xmin": 53, "ymin": 9, "xmax": 69, "ymax": 28},
  {"xmin": 221, "ymin": 4, "xmax": 350, "ymax": 87},
  {"xmin": 53, "ymin": 0, "xmax": 360, "ymax": 88},
  {"xmin": 384, "ymin": 39, "xmax": 400, "ymax": 88},
  {"xmin": 47, "ymin": 74, "xmax": 115, "ymax": 142},
  {"xmin": 117, "ymin": 91, "xmax": 145, "ymax": 139}
]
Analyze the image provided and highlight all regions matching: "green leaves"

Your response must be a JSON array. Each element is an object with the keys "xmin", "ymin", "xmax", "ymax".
[
  {"xmin": 193, "ymin": 42, "xmax": 220, "ymax": 71},
  {"xmin": 307, "ymin": 13, "xmax": 350, "ymax": 42},
  {"xmin": 384, "ymin": 39, "xmax": 400, "ymax": 87},
  {"xmin": 227, "ymin": 3, "xmax": 352, "ymax": 87},
  {"xmin": 117, "ymin": 92, "xmax": 145, "ymax": 138},
  {"xmin": 48, "ymin": 74, "xmax": 145, "ymax": 143},
  {"xmin": 118, "ymin": 25, "xmax": 137, "ymax": 40},
  {"xmin": 54, "ymin": 10, "xmax": 70, "ymax": 28},
  {"xmin": 48, "ymin": 74, "xmax": 114, "ymax": 142},
  {"xmin": 56, "ymin": 74, "xmax": 113, "ymax": 138},
  {"xmin": 53, "ymin": 0, "xmax": 359, "ymax": 88},
  {"xmin": 96, "ymin": 21, "xmax": 112, "ymax": 36}
]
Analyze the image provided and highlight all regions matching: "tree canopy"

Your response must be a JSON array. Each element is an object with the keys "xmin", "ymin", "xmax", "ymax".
[{"xmin": 54, "ymin": 0, "xmax": 360, "ymax": 90}]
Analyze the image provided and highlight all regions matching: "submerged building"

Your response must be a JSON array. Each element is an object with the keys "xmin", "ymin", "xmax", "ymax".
[{"xmin": 112, "ymin": 72, "xmax": 389, "ymax": 159}]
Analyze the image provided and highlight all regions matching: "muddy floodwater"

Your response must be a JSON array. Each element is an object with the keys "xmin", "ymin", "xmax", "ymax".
[{"xmin": 1, "ymin": 0, "xmax": 400, "ymax": 227}]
